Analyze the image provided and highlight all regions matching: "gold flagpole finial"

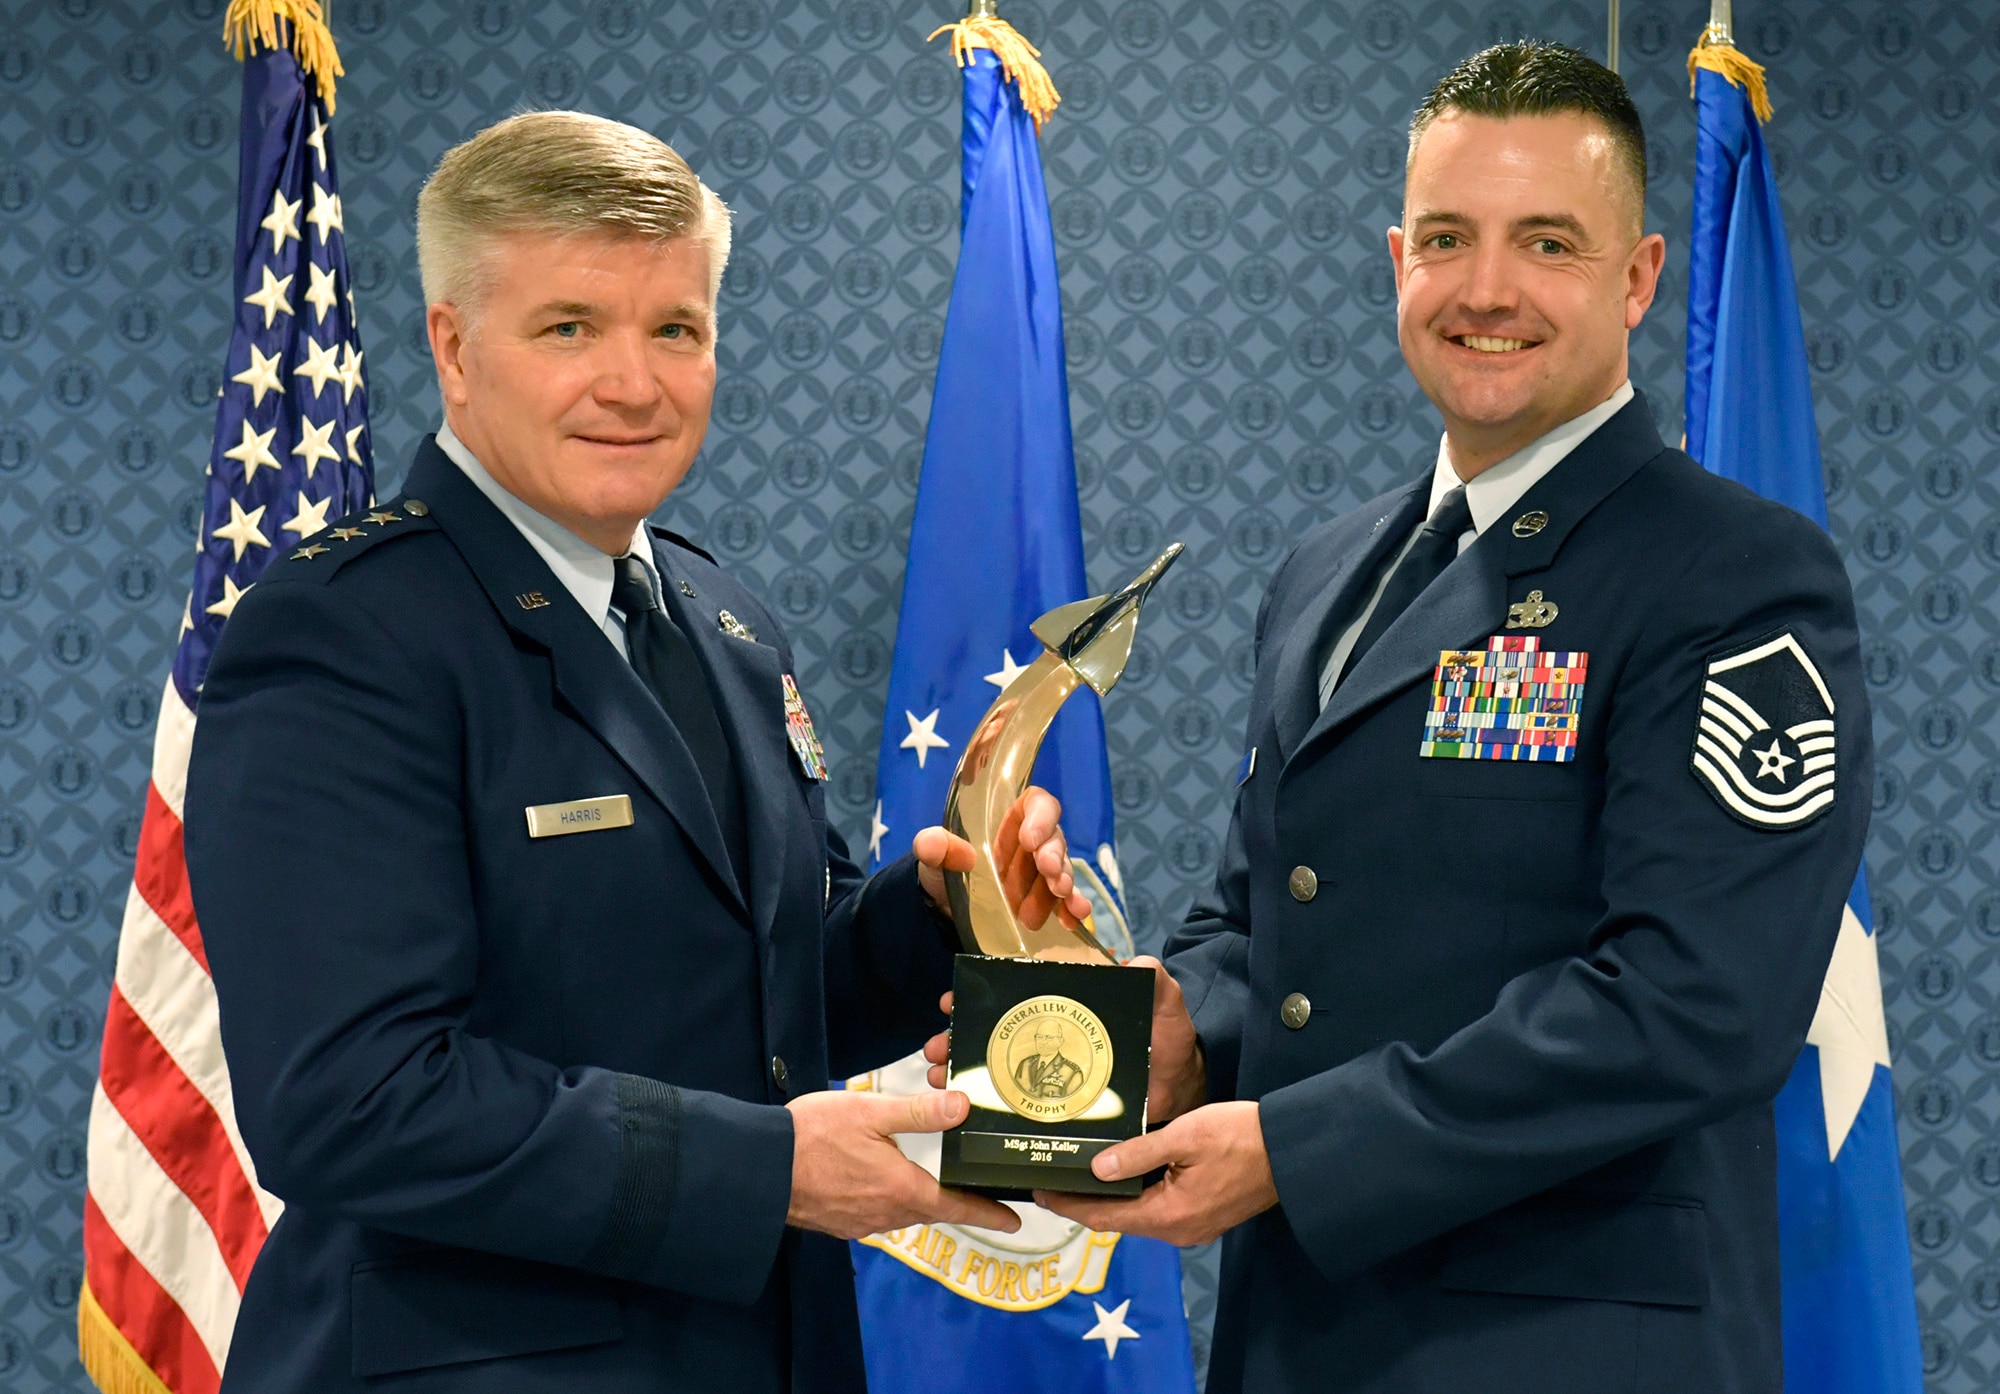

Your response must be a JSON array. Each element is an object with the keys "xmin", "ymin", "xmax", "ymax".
[
  {"xmin": 1687, "ymin": 0, "xmax": 1771, "ymax": 123},
  {"xmin": 223, "ymin": 0, "xmax": 345, "ymax": 110},
  {"xmin": 928, "ymin": 3, "xmax": 1061, "ymax": 129}
]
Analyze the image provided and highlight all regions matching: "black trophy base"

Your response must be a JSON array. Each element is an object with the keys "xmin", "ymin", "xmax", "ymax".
[{"xmin": 939, "ymin": 954, "xmax": 1153, "ymax": 1198}]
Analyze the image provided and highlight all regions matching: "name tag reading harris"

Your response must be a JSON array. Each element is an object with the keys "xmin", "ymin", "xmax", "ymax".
[{"xmin": 523, "ymin": 794, "xmax": 634, "ymax": 838}]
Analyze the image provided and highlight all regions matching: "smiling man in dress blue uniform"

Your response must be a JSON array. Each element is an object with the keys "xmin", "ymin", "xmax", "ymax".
[
  {"xmin": 1026, "ymin": 43, "xmax": 1873, "ymax": 1394},
  {"xmin": 185, "ymin": 111, "xmax": 1093, "ymax": 1394}
]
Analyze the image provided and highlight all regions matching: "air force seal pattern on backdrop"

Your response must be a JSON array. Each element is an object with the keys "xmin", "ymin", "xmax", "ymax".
[{"xmin": 1692, "ymin": 631, "xmax": 1839, "ymax": 831}]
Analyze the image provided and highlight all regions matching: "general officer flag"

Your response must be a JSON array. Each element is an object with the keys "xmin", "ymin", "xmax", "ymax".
[
  {"xmin": 853, "ymin": 17, "xmax": 1194, "ymax": 1394},
  {"xmin": 1686, "ymin": 32, "xmax": 1922, "ymax": 1394},
  {"xmin": 79, "ymin": 6, "xmax": 373, "ymax": 1390}
]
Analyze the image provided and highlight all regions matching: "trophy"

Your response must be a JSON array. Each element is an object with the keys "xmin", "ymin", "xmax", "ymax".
[{"xmin": 938, "ymin": 544, "xmax": 1182, "ymax": 1198}]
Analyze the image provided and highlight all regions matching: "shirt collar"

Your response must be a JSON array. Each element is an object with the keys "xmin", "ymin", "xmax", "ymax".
[
  {"xmin": 434, "ymin": 420, "xmax": 658, "ymax": 629},
  {"xmin": 1427, "ymin": 379, "xmax": 1635, "ymax": 533}
]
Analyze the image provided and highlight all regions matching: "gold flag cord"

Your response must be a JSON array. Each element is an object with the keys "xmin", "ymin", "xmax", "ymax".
[
  {"xmin": 927, "ymin": 15, "xmax": 1061, "ymax": 129},
  {"xmin": 1687, "ymin": 26, "xmax": 1772, "ymax": 123},
  {"xmin": 223, "ymin": 0, "xmax": 344, "ymax": 109}
]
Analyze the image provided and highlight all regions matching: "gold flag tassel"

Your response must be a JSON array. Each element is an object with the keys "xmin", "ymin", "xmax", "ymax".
[
  {"xmin": 927, "ymin": 8, "xmax": 1060, "ymax": 130},
  {"xmin": 1687, "ymin": 25, "xmax": 1773, "ymax": 124},
  {"xmin": 223, "ymin": 0, "xmax": 344, "ymax": 110},
  {"xmin": 77, "ymin": 1280, "xmax": 174, "ymax": 1394}
]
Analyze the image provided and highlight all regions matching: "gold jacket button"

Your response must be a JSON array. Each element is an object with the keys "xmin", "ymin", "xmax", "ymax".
[
  {"xmin": 1281, "ymin": 992, "xmax": 1312, "ymax": 1030},
  {"xmin": 771, "ymin": 1055, "xmax": 789, "ymax": 1091},
  {"xmin": 1288, "ymin": 866, "xmax": 1318, "ymax": 902}
]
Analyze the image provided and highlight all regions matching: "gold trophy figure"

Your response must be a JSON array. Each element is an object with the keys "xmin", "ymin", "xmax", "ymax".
[
  {"xmin": 941, "ymin": 544, "xmax": 1183, "ymax": 962},
  {"xmin": 937, "ymin": 545, "xmax": 1182, "ymax": 1197}
]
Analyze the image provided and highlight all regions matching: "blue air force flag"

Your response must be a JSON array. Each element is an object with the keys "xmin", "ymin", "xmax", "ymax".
[
  {"xmin": 848, "ymin": 1057, "xmax": 1194, "ymax": 1394},
  {"xmin": 867, "ymin": 40, "xmax": 1117, "ymax": 905},
  {"xmin": 1686, "ymin": 43, "xmax": 1922, "ymax": 1394},
  {"xmin": 853, "ymin": 30, "xmax": 1194, "ymax": 1394}
]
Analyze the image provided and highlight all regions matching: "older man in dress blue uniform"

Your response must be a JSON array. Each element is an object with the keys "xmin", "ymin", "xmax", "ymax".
[
  {"xmin": 1026, "ymin": 44, "xmax": 1872, "ymax": 1394},
  {"xmin": 185, "ymin": 112, "xmax": 1092, "ymax": 1394}
]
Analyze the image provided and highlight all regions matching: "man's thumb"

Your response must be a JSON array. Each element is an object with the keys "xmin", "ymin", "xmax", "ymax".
[{"xmin": 886, "ymin": 1089, "xmax": 970, "ymax": 1135}]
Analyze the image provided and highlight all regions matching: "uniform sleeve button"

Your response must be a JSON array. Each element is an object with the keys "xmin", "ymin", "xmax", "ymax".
[
  {"xmin": 1280, "ymin": 993, "xmax": 1312, "ymax": 1030},
  {"xmin": 771, "ymin": 1055, "xmax": 789, "ymax": 1091},
  {"xmin": 1288, "ymin": 866, "xmax": 1318, "ymax": 902}
]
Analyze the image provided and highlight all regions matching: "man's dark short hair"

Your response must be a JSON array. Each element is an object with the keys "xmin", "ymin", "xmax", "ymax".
[{"xmin": 1409, "ymin": 41, "xmax": 1647, "ymax": 220}]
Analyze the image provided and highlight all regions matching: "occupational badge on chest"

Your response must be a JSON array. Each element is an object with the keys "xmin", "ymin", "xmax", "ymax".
[
  {"xmin": 1421, "ymin": 636, "xmax": 1587, "ymax": 763},
  {"xmin": 782, "ymin": 673, "xmax": 829, "ymax": 780}
]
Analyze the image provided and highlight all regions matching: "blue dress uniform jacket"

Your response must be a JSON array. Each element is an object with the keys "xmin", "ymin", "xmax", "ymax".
[
  {"xmin": 1166, "ymin": 395, "xmax": 1871, "ymax": 1394},
  {"xmin": 184, "ymin": 439, "xmax": 956, "ymax": 1393}
]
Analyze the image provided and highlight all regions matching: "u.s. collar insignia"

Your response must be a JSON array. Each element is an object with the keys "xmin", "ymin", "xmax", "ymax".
[
  {"xmin": 1692, "ymin": 631, "xmax": 1836, "ymax": 831},
  {"xmin": 717, "ymin": 609, "xmax": 756, "ymax": 642},
  {"xmin": 782, "ymin": 674, "xmax": 829, "ymax": 780},
  {"xmin": 1512, "ymin": 510, "xmax": 1549, "ymax": 538},
  {"xmin": 1506, "ymin": 590, "xmax": 1559, "ymax": 629}
]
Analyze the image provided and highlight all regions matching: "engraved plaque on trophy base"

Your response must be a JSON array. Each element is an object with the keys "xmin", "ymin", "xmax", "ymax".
[{"xmin": 939, "ymin": 954, "xmax": 1153, "ymax": 1198}]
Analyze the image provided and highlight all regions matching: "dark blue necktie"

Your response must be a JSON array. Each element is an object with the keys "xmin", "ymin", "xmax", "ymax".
[
  {"xmin": 611, "ymin": 555, "xmax": 745, "ymax": 885},
  {"xmin": 1337, "ymin": 485, "xmax": 1473, "ymax": 685}
]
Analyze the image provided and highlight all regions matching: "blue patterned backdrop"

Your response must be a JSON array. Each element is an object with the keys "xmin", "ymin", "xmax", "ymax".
[{"xmin": 1, "ymin": 1, "xmax": 1995, "ymax": 1389}]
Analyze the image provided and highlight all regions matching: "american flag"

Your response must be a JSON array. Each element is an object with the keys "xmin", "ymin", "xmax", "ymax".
[{"xmin": 79, "ymin": 16, "xmax": 371, "ymax": 1392}]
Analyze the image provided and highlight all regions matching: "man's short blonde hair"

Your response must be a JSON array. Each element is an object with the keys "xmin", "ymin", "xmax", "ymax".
[{"xmin": 416, "ymin": 110, "xmax": 731, "ymax": 321}]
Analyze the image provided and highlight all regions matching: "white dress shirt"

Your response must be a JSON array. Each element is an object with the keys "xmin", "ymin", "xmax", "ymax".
[
  {"xmin": 1318, "ymin": 380, "xmax": 1634, "ymax": 709},
  {"xmin": 434, "ymin": 420, "xmax": 662, "ymax": 657}
]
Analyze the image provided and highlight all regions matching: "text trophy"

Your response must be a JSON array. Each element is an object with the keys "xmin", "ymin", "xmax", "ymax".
[{"xmin": 939, "ymin": 544, "xmax": 1182, "ymax": 1197}]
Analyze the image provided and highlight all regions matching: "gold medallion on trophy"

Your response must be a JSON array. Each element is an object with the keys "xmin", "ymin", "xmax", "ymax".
[{"xmin": 986, "ymin": 995, "xmax": 1114, "ymax": 1124}]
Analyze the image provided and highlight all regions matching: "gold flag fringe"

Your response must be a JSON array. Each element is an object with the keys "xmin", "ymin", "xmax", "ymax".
[
  {"xmin": 927, "ymin": 15, "xmax": 1061, "ymax": 129},
  {"xmin": 1688, "ymin": 31, "xmax": 1773, "ymax": 124},
  {"xmin": 223, "ymin": 0, "xmax": 344, "ymax": 111},
  {"xmin": 77, "ymin": 1280, "xmax": 176, "ymax": 1394}
]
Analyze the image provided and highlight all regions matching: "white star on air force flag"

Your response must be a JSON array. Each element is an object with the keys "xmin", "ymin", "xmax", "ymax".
[
  {"xmin": 900, "ymin": 709, "xmax": 950, "ymax": 769},
  {"xmin": 984, "ymin": 649, "xmax": 1028, "ymax": 689},
  {"xmin": 1691, "ymin": 631, "xmax": 1837, "ymax": 830},
  {"xmin": 1808, "ymin": 903, "xmax": 1893, "ymax": 1159},
  {"xmin": 868, "ymin": 801, "xmax": 889, "ymax": 863},
  {"xmin": 1081, "ymin": 1298, "xmax": 1140, "ymax": 1359}
]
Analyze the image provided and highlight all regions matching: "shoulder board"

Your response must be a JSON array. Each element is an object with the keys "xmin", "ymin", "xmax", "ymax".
[
  {"xmin": 646, "ymin": 523, "xmax": 717, "ymax": 566},
  {"xmin": 276, "ymin": 494, "xmax": 441, "ymax": 584}
]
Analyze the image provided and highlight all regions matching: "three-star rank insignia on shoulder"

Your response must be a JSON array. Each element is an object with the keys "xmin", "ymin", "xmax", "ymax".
[
  {"xmin": 1421, "ymin": 636, "xmax": 1587, "ymax": 762},
  {"xmin": 782, "ymin": 674, "xmax": 829, "ymax": 780},
  {"xmin": 1692, "ymin": 631, "xmax": 1837, "ymax": 831}
]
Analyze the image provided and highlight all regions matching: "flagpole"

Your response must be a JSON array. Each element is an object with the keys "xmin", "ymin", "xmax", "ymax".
[
  {"xmin": 1706, "ymin": 0, "xmax": 1733, "ymax": 43},
  {"xmin": 1606, "ymin": 0, "xmax": 1619, "ymax": 72}
]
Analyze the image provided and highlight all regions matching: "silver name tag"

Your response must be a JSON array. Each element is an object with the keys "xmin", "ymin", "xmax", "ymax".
[{"xmin": 524, "ymin": 794, "xmax": 634, "ymax": 839}]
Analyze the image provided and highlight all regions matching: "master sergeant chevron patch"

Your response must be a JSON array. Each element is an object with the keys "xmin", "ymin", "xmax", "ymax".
[{"xmin": 1691, "ymin": 631, "xmax": 1838, "ymax": 831}]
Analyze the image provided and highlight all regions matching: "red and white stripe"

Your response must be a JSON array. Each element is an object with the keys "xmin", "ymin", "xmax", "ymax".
[{"xmin": 83, "ymin": 675, "xmax": 282, "ymax": 1392}]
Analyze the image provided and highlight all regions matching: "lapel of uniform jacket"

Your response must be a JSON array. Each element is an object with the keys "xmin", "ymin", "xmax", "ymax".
[
  {"xmin": 1270, "ymin": 480, "xmax": 1429, "ymax": 760},
  {"xmin": 649, "ymin": 533, "xmax": 792, "ymax": 948},
  {"xmin": 408, "ymin": 439, "xmax": 750, "ymax": 922},
  {"xmin": 1293, "ymin": 392, "xmax": 1671, "ymax": 761}
]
